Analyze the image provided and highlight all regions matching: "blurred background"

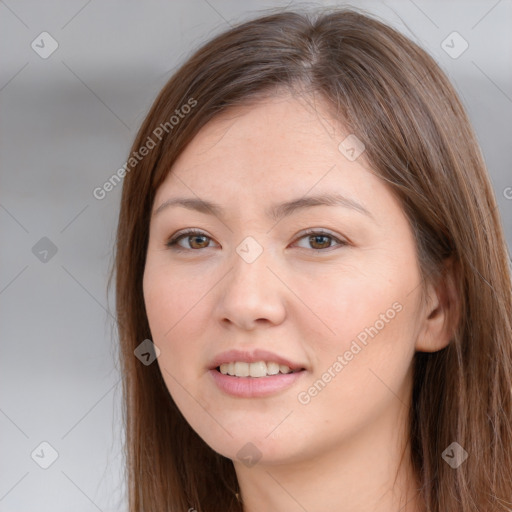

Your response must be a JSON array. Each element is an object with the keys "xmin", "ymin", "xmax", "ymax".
[{"xmin": 1, "ymin": 1, "xmax": 511, "ymax": 510}]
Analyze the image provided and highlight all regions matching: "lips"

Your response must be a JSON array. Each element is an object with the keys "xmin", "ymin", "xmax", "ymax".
[{"xmin": 208, "ymin": 349, "xmax": 308, "ymax": 397}]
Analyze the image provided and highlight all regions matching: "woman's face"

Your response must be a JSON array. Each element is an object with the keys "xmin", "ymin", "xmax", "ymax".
[{"xmin": 143, "ymin": 93, "xmax": 429, "ymax": 465}]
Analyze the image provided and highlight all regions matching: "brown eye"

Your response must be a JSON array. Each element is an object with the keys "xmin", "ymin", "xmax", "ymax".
[
  {"xmin": 294, "ymin": 230, "xmax": 347, "ymax": 251},
  {"xmin": 166, "ymin": 229, "xmax": 347, "ymax": 253},
  {"xmin": 166, "ymin": 230, "xmax": 214, "ymax": 250},
  {"xmin": 307, "ymin": 234, "xmax": 332, "ymax": 250}
]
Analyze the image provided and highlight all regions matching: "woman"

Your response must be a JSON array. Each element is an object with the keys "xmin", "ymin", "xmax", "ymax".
[{"xmin": 112, "ymin": 7, "xmax": 512, "ymax": 511}]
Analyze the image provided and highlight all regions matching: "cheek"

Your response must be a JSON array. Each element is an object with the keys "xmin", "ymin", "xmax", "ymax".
[
  {"xmin": 293, "ymin": 311, "xmax": 417, "ymax": 451},
  {"xmin": 143, "ymin": 271, "xmax": 203, "ymax": 417},
  {"xmin": 144, "ymin": 259, "xmax": 203, "ymax": 335},
  {"xmin": 294, "ymin": 255, "xmax": 421, "ymax": 413},
  {"xmin": 295, "ymin": 258, "xmax": 418, "ymax": 356},
  {"xmin": 301, "ymin": 283, "xmax": 418, "ymax": 398},
  {"xmin": 142, "ymin": 261, "xmax": 210, "ymax": 376}
]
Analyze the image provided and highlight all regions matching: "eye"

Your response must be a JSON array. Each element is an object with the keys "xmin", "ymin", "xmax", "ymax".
[
  {"xmin": 166, "ymin": 228, "xmax": 347, "ymax": 252},
  {"xmin": 293, "ymin": 229, "xmax": 347, "ymax": 251},
  {"xmin": 166, "ymin": 229, "xmax": 216, "ymax": 251}
]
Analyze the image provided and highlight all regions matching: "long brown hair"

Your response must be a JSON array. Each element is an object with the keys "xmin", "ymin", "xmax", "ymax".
[{"xmin": 111, "ymin": 7, "xmax": 512, "ymax": 511}]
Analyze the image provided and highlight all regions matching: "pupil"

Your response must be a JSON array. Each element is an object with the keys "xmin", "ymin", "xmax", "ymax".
[
  {"xmin": 311, "ymin": 235, "xmax": 329, "ymax": 248},
  {"xmin": 191, "ymin": 235, "xmax": 207, "ymax": 248}
]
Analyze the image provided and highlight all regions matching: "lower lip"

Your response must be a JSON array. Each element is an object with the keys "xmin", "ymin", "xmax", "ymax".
[{"xmin": 209, "ymin": 368, "xmax": 306, "ymax": 398}]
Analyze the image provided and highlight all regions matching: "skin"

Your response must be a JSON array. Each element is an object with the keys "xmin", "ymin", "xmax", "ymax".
[{"xmin": 143, "ymin": 92, "xmax": 454, "ymax": 512}]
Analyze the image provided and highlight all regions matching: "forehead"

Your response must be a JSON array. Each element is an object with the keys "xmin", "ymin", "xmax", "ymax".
[
  {"xmin": 156, "ymin": 94, "xmax": 376, "ymax": 200},
  {"xmin": 150, "ymin": 94, "xmax": 412, "ymax": 238}
]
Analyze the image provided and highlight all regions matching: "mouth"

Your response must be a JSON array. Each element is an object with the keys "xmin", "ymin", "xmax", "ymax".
[
  {"xmin": 208, "ymin": 349, "xmax": 307, "ymax": 398},
  {"xmin": 215, "ymin": 361, "xmax": 305, "ymax": 378}
]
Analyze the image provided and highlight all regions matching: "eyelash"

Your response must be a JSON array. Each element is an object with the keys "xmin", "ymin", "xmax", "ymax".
[{"xmin": 165, "ymin": 228, "xmax": 348, "ymax": 253}]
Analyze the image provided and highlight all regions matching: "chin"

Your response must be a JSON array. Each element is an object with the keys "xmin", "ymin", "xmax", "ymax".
[{"xmin": 194, "ymin": 425, "xmax": 310, "ymax": 467}]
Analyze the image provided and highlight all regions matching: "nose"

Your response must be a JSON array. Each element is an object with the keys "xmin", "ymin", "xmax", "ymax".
[{"xmin": 215, "ymin": 244, "xmax": 287, "ymax": 331}]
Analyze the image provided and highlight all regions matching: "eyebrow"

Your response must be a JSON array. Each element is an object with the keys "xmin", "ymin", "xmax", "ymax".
[{"xmin": 153, "ymin": 192, "xmax": 373, "ymax": 222}]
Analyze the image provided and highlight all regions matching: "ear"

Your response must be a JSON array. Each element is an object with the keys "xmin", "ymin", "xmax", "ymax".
[{"xmin": 415, "ymin": 257, "xmax": 460, "ymax": 353}]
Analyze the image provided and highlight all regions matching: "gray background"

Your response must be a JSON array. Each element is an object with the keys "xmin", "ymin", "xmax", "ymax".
[{"xmin": 1, "ymin": 1, "xmax": 510, "ymax": 510}]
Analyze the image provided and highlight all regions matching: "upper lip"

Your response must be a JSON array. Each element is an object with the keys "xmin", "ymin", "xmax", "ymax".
[{"xmin": 209, "ymin": 349, "xmax": 306, "ymax": 371}]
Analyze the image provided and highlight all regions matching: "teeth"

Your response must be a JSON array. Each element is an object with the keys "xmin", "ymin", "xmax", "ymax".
[
  {"xmin": 249, "ymin": 361, "xmax": 267, "ymax": 377},
  {"xmin": 234, "ymin": 362, "xmax": 249, "ymax": 377},
  {"xmin": 218, "ymin": 361, "xmax": 295, "ymax": 378},
  {"xmin": 267, "ymin": 362, "xmax": 280, "ymax": 375}
]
